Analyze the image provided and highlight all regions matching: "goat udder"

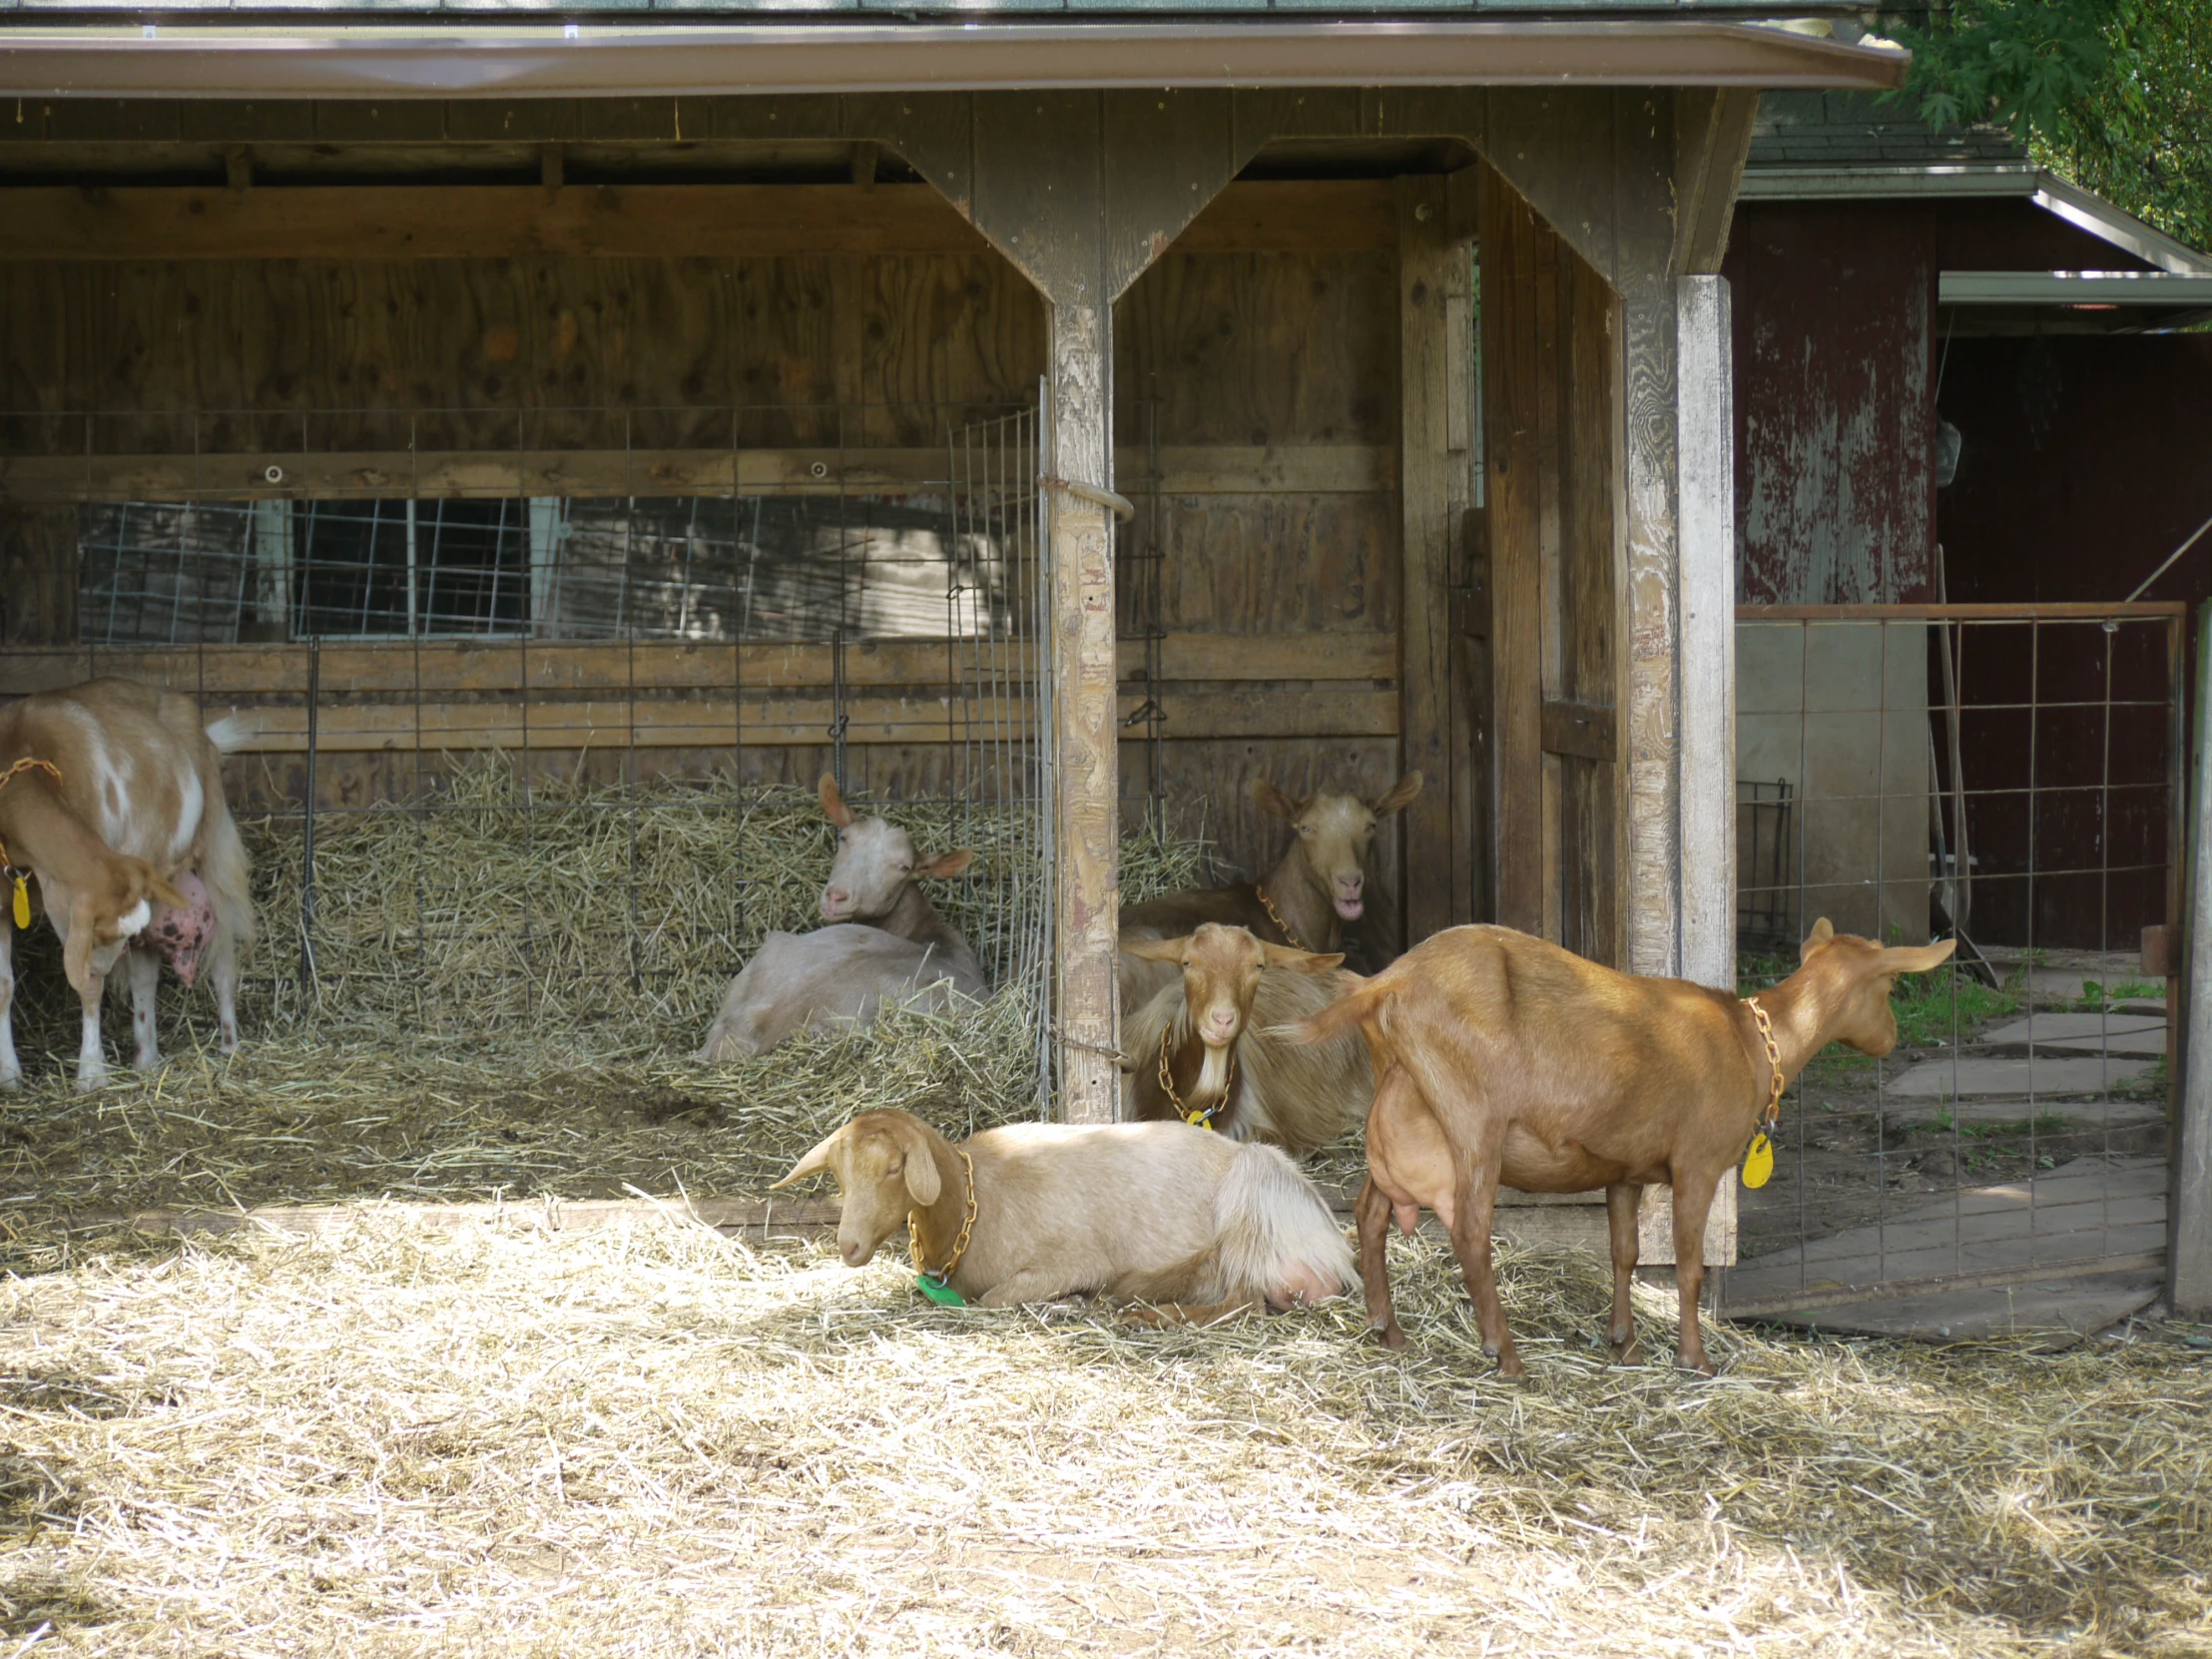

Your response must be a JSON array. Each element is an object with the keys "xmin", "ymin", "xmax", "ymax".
[{"xmin": 1268, "ymin": 1261, "xmax": 1342, "ymax": 1309}]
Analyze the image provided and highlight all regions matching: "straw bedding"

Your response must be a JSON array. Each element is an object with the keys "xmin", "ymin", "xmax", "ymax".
[
  {"xmin": 0, "ymin": 1214, "xmax": 2205, "ymax": 1656},
  {"xmin": 0, "ymin": 762, "xmax": 1214, "ymax": 1221}
]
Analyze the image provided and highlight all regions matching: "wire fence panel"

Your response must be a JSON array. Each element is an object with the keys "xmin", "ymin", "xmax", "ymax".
[
  {"xmin": 25, "ymin": 402, "xmax": 1056, "ymax": 1103},
  {"xmin": 1722, "ymin": 603, "xmax": 2184, "ymax": 1317}
]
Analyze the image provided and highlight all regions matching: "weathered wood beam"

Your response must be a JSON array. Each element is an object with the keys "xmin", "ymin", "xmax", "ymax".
[
  {"xmin": 0, "ymin": 634, "xmax": 1401, "ymax": 700},
  {"xmin": 0, "ymin": 177, "xmax": 1391, "ymax": 264},
  {"xmin": 1672, "ymin": 88, "xmax": 1761, "ymax": 276},
  {"xmin": 0, "ymin": 506, "xmax": 78, "ymax": 646},
  {"xmin": 0, "ymin": 183, "xmax": 989, "ymax": 262},
  {"xmin": 0, "ymin": 444, "xmax": 1391, "ymax": 504},
  {"xmin": 1676, "ymin": 275, "xmax": 1738, "ymax": 994},
  {"xmin": 1397, "ymin": 174, "xmax": 1456, "ymax": 949}
]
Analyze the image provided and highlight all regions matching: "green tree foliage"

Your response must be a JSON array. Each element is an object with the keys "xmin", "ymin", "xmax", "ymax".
[{"xmin": 1884, "ymin": 1, "xmax": 2212, "ymax": 252}]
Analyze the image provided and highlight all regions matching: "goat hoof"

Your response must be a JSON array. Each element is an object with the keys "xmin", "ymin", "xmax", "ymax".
[
  {"xmin": 1495, "ymin": 1358, "xmax": 1527, "ymax": 1382},
  {"xmin": 1370, "ymin": 1322, "xmax": 1408, "ymax": 1352},
  {"xmin": 0, "ymin": 1072, "xmax": 18, "ymax": 1095},
  {"xmin": 1675, "ymin": 1356, "xmax": 1717, "ymax": 1378},
  {"xmin": 1609, "ymin": 1338, "xmax": 1645, "ymax": 1367}
]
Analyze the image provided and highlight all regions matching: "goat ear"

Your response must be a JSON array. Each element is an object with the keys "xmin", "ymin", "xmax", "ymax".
[
  {"xmin": 1261, "ymin": 943, "xmax": 1345, "ymax": 974},
  {"xmin": 1119, "ymin": 934, "xmax": 1189, "ymax": 964},
  {"xmin": 915, "ymin": 847, "xmax": 974, "ymax": 880},
  {"xmin": 1252, "ymin": 779, "xmax": 1302, "ymax": 823},
  {"xmin": 1799, "ymin": 917, "xmax": 1837, "ymax": 962},
  {"xmin": 771, "ymin": 1130, "xmax": 843, "ymax": 1190},
  {"xmin": 886, "ymin": 1116, "xmax": 943, "ymax": 1207},
  {"xmin": 818, "ymin": 773, "xmax": 854, "ymax": 829},
  {"xmin": 1879, "ymin": 937, "xmax": 1957, "ymax": 977},
  {"xmin": 1370, "ymin": 771, "xmax": 1424, "ymax": 817}
]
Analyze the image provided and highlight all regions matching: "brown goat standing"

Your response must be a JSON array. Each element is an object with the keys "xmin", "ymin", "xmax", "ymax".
[
  {"xmin": 1297, "ymin": 919, "xmax": 1955, "ymax": 1376},
  {"xmin": 1119, "ymin": 923, "xmax": 1370, "ymax": 1158},
  {"xmin": 1117, "ymin": 772, "xmax": 1421, "ymax": 1012}
]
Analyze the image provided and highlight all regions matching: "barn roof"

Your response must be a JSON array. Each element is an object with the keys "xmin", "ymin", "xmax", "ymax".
[{"xmin": 0, "ymin": 8, "xmax": 1911, "ymax": 99}]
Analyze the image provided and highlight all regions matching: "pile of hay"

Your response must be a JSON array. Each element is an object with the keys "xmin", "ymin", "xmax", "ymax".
[
  {"xmin": 0, "ymin": 762, "xmax": 1217, "ymax": 1222},
  {"xmin": 0, "ymin": 1213, "xmax": 2204, "ymax": 1655}
]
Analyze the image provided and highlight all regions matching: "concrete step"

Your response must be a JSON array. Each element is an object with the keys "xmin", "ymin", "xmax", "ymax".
[
  {"xmin": 1891, "ymin": 1054, "xmax": 2154, "ymax": 1099},
  {"xmin": 1977, "ymin": 1012, "xmax": 2167, "ymax": 1059}
]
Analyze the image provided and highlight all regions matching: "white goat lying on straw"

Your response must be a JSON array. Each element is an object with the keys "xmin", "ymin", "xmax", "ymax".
[
  {"xmin": 698, "ymin": 776, "xmax": 986, "ymax": 1060},
  {"xmin": 774, "ymin": 1107, "xmax": 1357, "ymax": 1320}
]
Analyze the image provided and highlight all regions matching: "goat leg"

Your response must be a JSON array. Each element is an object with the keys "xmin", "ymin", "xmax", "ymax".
[
  {"xmin": 1444, "ymin": 1166, "xmax": 1521, "ymax": 1380},
  {"xmin": 0, "ymin": 919, "xmax": 18, "ymax": 1092},
  {"xmin": 1670, "ymin": 1169, "xmax": 1723, "ymax": 1376},
  {"xmin": 1353, "ymin": 1176, "xmax": 1406, "ymax": 1351},
  {"xmin": 72, "ymin": 974, "xmax": 107, "ymax": 1094},
  {"xmin": 1603, "ymin": 1182, "xmax": 1645, "ymax": 1365},
  {"xmin": 125, "ymin": 945, "xmax": 162, "ymax": 1071}
]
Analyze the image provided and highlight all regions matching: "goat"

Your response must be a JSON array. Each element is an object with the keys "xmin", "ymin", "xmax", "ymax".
[
  {"xmin": 0, "ymin": 679, "xmax": 257, "ymax": 1092},
  {"xmin": 1118, "ymin": 771, "xmax": 1421, "ymax": 1011},
  {"xmin": 698, "ymin": 775, "xmax": 985, "ymax": 1060},
  {"xmin": 773, "ymin": 1107, "xmax": 1356, "ymax": 1320},
  {"xmin": 1119, "ymin": 923, "xmax": 1370, "ymax": 1158},
  {"xmin": 1296, "ymin": 918, "xmax": 1956, "ymax": 1376}
]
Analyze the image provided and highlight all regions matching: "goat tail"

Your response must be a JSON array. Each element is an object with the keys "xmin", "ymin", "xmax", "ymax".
[
  {"xmin": 203, "ymin": 712, "xmax": 259, "ymax": 755},
  {"xmin": 1276, "ymin": 972, "xmax": 1385, "ymax": 1050},
  {"xmin": 1198, "ymin": 1142, "xmax": 1357, "ymax": 1309}
]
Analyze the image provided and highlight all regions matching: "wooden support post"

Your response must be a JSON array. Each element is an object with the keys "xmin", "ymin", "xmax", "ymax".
[
  {"xmin": 1677, "ymin": 275, "xmax": 1736, "ymax": 992},
  {"xmin": 1480, "ymin": 166, "xmax": 1545, "ymax": 937},
  {"xmin": 2175, "ymin": 599, "xmax": 2212, "ymax": 1314},
  {"xmin": 1048, "ymin": 298, "xmax": 1122, "ymax": 1125},
  {"xmin": 1399, "ymin": 175, "xmax": 1456, "ymax": 947},
  {"xmin": 0, "ymin": 505, "xmax": 79, "ymax": 646}
]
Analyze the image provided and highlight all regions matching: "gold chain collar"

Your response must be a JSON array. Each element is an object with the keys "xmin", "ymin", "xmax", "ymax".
[
  {"xmin": 1158, "ymin": 1020, "xmax": 1234, "ymax": 1131},
  {"xmin": 0, "ymin": 757, "xmax": 64, "ymax": 876},
  {"xmin": 906, "ymin": 1148, "xmax": 978, "ymax": 1288},
  {"xmin": 1254, "ymin": 883, "xmax": 1308, "ymax": 952},
  {"xmin": 1745, "ymin": 995, "xmax": 1786, "ymax": 1131}
]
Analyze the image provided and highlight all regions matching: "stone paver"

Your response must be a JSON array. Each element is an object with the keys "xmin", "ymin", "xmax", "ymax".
[
  {"xmin": 1978, "ymin": 1012, "xmax": 2167, "ymax": 1058},
  {"xmin": 1891, "ymin": 1055, "xmax": 2154, "ymax": 1098}
]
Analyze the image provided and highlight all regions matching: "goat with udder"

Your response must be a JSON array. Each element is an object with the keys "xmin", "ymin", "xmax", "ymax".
[
  {"xmin": 1119, "ymin": 923, "xmax": 1372, "ymax": 1158},
  {"xmin": 0, "ymin": 679, "xmax": 257, "ymax": 1093},
  {"xmin": 697, "ymin": 775, "xmax": 986, "ymax": 1060},
  {"xmin": 1117, "ymin": 771, "xmax": 1422, "ymax": 1012},
  {"xmin": 1295, "ymin": 918, "xmax": 1955, "ymax": 1376},
  {"xmin": 774, "ymin": 1107, "xmax": 1356, "ymax": 1319}
]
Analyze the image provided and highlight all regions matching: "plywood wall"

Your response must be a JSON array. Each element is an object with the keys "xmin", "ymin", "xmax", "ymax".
[{"xmin": 1114, "ymin": 244, "xmax": 1405, "ymax": 952}]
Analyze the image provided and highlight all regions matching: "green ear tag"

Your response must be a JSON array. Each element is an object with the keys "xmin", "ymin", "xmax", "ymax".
[
  {"xmin": 916, "ymin": 1274, "xmax": 966, "ymax": 1308},
  {"xmin": 1742, "ymin": 1132, "xmax": 1775, "ymax": 1190}
]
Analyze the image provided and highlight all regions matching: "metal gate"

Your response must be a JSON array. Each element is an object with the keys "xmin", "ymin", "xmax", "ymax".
[{"xmin": 1722, "ymin": 601, "xmax": 2185, "ymax": 1317}]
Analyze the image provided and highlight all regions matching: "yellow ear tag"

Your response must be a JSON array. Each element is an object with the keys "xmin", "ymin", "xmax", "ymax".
[
  {"xmin": 1742, "ymin": 1132, "xmax": 1774, "ymax": 1190},
  {"xmin": 10, "ymin": 874, "xmax": 27, "ymax": 929},
  {"xmin": 1186, "ymin": 1112, "xmax": 1215, "ymax": 1132}
]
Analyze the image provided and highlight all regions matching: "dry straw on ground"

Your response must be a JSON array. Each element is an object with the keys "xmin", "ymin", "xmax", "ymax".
[
  {"xmin": 0, "ymin": 763, "xmax": 1214, "ymax": 1221},
  {"xmin": 0, "ymin": 1213, "xmax": 2205, "ymax": 1656}
]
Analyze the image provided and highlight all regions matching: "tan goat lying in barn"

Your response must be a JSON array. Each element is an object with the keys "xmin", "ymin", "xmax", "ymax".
[
  {"xmin": 774, "ymin": 1107, "xmax": 1355, "ymax": 1319},
  {"xmin": 1296, "ymin": 918, "xmax": 1955, "ymax": 1376},
  {"xmin": 1120, "ymin": 923, "xmax": 1371, "ymax": 1158},
  {"xmin": 0, "ymin": 679, "xmax": 256, "ymax": 1092},
  {"xmin": 697, "ymin": 776, "xmax": 986, "ymax": 1060},
  {"xmin": 1118, "ymin": 771, "xmax": 1421, "ymax": 1011}
]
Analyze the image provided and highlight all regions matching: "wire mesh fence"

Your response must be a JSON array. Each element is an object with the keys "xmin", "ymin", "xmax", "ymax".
[
  {"xmin": 11, "ymin": 401, "xmax": 1059, "ymax": 1101},
  {"xmin": 1722, "ymin": 602, "xmax": 2184, "ymax": 1316}
]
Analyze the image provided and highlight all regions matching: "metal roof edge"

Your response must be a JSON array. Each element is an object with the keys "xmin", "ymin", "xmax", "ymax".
[
  {"xmin": 0, "ymin": 20, "xmax": 1911, "ymax": 99},
  {"xmin": 1736, "ymin": 164, "xmax": 2037, "ymax": 200},
  {"xmin": 1938, "ymin": 270, "xmax": 2212, "ymax": 305},
  {"xmin": 2030, "ymin": 173, "xmax": 2212, "ymax": 277}
]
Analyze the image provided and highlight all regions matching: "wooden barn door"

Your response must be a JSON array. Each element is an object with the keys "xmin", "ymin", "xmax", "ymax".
[{"xmin": 1477, "ymin": 165, "xmax": 1626, "ymax": 966}]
